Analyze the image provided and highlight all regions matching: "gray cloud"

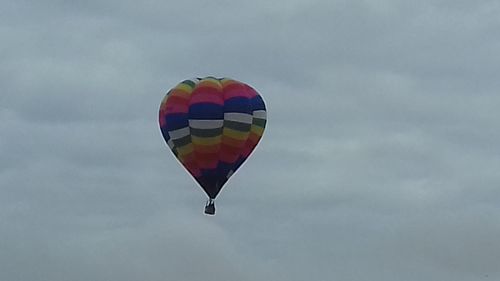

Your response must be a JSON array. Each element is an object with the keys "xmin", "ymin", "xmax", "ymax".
[{"xmin": 2, "ymin": 0, "xmax": 500, "ymax": 280}]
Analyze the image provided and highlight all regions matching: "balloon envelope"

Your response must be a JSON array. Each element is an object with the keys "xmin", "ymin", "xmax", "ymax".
[{"xmin": 159, "ymin": 77, "xmax": 267, "ymax": 200}]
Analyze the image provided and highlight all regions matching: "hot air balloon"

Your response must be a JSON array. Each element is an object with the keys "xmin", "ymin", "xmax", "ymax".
[{"xmin": 159, "ymin": 77, "xmax": 267, "ymax": 215}]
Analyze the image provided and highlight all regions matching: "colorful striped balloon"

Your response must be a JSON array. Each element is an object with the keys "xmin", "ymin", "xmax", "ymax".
[{"xmin": 159, "ymin": 77, "xmax": 267, "ymax": 212}]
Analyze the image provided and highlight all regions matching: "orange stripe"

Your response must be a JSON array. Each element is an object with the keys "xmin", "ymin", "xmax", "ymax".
[
  {"xmin": 169, "ymin": 89, "xmax": 192, "ymax": 99},
  {"xmin": 222, "ymin": 135, "xmax": 247, "ymax": 147},
  {"xmin": 180, "ymin": 153, "xmax": 195, "ymax": 163},
  {"xmin": 220, "ymin": 79, "xmax": 237, "ymax": 87},
  {"xmin": 177, "ymin": 151, "xmax": 195, "ymax": 164},
  {"xmin": 248, "ymin": 133, "xmax": 261, "ymax": 144},
  {"xmin": 193, "ymin": 144, "xmax": 220, "ymax": 153}
]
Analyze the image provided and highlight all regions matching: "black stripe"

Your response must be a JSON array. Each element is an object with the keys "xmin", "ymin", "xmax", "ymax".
[
  {"xmin": 172, "ymin": 135, "xmax": 191, "ymax": 147},
  {"xmin": 252, "ymin": 118, "xmax": 266, "ymax": 127},
  {"xmin": 224, "ymin": 120, "xmax": 252, "ymax": 132},
  {"xmin": 190, "ymin": 127, "xmax": 223, "ymax": 137}
]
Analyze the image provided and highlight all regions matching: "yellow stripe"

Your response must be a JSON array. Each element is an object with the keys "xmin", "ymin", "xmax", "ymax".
[
  {"xmin": 251, "ymin": 125, "xmax": 264, "ymax": 136},
  {"xmin": 175, "ymin": 83, "xmax": 194, "ymax": 94},
  {"xmin": 197, "ymin": 79, "xmax": 222, "ymax": 90},
  {"xmin": 223, "ymin": 127, "xmax": 250, "ymax": 140},
  {"xmin": 176, "ymin": 144, "xmax": 194, "ymax": 156},
  {"xmin": 220, "ymin": 78, "xmax": 237, "ymax": 87},
  {"xmin": 192, "ymin": 135, "xmax": 222, "ymax": 146},
  {"xmin": 177, "ymin": 154, "xmax": 190, "ymax": 163},
  {"xmin": 171, "ymin": 89, "xmax": 192, "ymax": 100},
  {"xmin": 201, "ymin": 77, "xmax": 221, "ymax": 84}
]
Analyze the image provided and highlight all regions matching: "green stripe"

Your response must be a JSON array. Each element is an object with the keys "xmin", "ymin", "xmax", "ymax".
[
  {"xmin": 190, "ymin": 128, "xmax": 223, "ymax": 137},
  {"xmin": 224, "ymin": 120, "xmax": 252, "ymax": 132},
  {"xmin": 173, "ymin": 135, "xmax": 191, "ymax": 147},
  {"xmin": 252, "ymin": 118, "xmax": 266, "ymax": 127},
  {"xmin": 181, "ymin": 80, "xmax": 196, "ymax": 88}
]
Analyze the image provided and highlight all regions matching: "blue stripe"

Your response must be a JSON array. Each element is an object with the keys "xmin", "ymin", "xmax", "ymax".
[
  {"xmin": 201, "ymin": 164, "xmax": 234, "ymax": 183},
  {"xmin": 250, "ymin": 95, "xmax": 266, "ymax": 111},
  {"xmin": 201, "ymin": 168, "xmax": 219, "ymax": 178},
  {"xmin": 160, "ymin": 127, "xmax": 171, "ymax": 142},
  {"xmin": 224, "ymin": 97, "xmax": 251, "ymax": 114},
  {"xmin": 164, "ymin": 113, "xmax": 189, "ymax": 131},
  {"xmin": 189, "ymin": 103, "xmax": 224, "ymax": 119},
  {"xmin": 233, "ymin": 157, "xmax": 246, "ymax": 173},
  {"xmin": 216, "ymin": 161, "xmax": 234, "ymax": 179}
]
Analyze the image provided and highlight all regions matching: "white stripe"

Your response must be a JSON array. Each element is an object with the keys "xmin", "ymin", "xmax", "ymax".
[
  {"xmin": 168, "ymin": 127, "xmax": 190, "ymax": 140},
  {"xmin": 167, "ymin": 139, "xmax": 175, "ymax": 149},
  {"xmin": 253, "ymin": 110, "xmax": 267, "ymax": 119},
  {"xmin": 224, "ymin": 112, "xmax": 253, "ymax": 124},
  {"xmin": 189, "ymin": 119, "xmax": 223, "ymax": 129}
]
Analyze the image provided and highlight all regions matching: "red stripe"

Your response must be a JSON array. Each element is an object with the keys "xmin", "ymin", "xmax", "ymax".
[
  {"xmin": 220, "ymin": 144, "xmax": 242, "ymax": 155},
  {"xmin": 165, "ymin": 96, "xmax": 189, "ymax": 113},
  {"xmin": 241, "ymin": 145, "xmax": 253, "ymax": 158},
  {"xmin": 223, "ymin": 83, "xmax": 249, "ymax": 100},
  {"xmin": 179, "ymin": 154, "xmax": 201, "ymax": 177},
  {"xmin": 190, "ymin": 87, "xmax": 224, "ymax": 105},
  {"xmin": 185, "ymin": 164, "xmax": 201, "ymax": 177},
  {"xmin": 239, "ymin": 132, "xmax": 262, "ymax": 158},
  {"xmin": 244, "ymin": 85, "xmax": 258, "ymax": 98},
  {"xmin": 219, "ymin": 144, "xmax": 243, "ymax": 163},
  {"xmin": 158, "ymin": 110, "xmax": 167, "ymax": 127},
  {"xmin": 194, "ymin": 152, "xmax": 219, "ymax": 169},
  {"xmin": 223, "ymin": 82, "xmax": 253, "ymax": 100},
  {"xmin": 219, "ymin": 149, "xmax": 240, "ymax": 163}
]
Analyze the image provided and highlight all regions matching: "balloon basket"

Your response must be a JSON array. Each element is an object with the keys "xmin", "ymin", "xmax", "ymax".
[{"xmin": 204, "ymin": 199, "xmax": 216, "ymax": 215}]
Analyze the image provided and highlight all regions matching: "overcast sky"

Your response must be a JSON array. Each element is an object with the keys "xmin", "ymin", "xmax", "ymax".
[{"xmin": 2, "ymin": 0, "xmax": 500, "ymax": 280}]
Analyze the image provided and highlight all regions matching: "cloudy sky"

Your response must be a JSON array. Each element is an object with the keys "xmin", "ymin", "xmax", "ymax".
[{"xmin": 2, "ymin": 0, "xmax": 500, "ymax": 280}]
